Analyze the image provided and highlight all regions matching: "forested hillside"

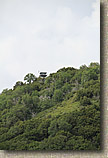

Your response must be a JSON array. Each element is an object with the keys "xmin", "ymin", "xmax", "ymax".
[{"xmin": 0, "ymin": 62, "xmax": 100, "ymax": 150}]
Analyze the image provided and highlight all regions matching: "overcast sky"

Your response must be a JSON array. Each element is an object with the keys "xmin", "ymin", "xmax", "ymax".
[{"xmin": 0, "ymin": 0, "xmax": 100, "ymax": 92}]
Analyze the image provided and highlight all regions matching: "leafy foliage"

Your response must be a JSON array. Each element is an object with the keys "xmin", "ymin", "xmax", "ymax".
[{"xmin": 0, "ymin": 63, "xmax": 100, "ymax": 150}]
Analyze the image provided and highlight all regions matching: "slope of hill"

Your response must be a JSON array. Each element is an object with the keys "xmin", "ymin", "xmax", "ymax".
[{"xmin": 0, "ymin": 62, "xmax": 100, "ymax": 150}]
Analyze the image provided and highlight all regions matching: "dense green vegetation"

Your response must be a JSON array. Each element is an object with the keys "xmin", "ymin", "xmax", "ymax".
[{"xmin": 0, "ymin": 62, "xmax": 100, "ymax": 150}]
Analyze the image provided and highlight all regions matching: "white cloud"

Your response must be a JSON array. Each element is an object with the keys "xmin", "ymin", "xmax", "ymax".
[
  {"xmin": 0, "ymin": 0, "xmax": 100, "ymax": 92},
  {"xmin": 0, "ymin": 37, "xmax": 16, "ymax": 64},
  {"xmin": 82, "ymin": 0, "xmax": 99, "ymax": 28}
]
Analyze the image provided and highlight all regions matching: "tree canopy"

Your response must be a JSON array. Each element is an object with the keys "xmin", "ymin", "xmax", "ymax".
[
  {"xmin": 24, "ymin": 73, "xmax": 36, "ymax": 84},
  {"xmin": 0, "ymin": 62, "xmax": 100, "ymax": 150}
]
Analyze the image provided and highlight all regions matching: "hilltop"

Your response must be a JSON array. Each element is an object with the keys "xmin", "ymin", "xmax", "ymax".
[{"xmin": 0, "ymin": 62, "xmax": 100, "ymax": 150}]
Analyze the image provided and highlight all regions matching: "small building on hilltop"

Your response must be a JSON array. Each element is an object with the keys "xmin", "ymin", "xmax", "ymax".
[{"xmin": 39, "ymin": 72, "xmax": 47, "ymax": 78}]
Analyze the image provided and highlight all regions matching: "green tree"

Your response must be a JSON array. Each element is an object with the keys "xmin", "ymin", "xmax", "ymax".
[
  {"xmin": 24, "ymin": 73, "xmax": 36, "ymax": 84},
  {"xmin": 32, "ymin": 96, "xmax": 40, "ymax": 113},
  {"xmin": 80, "ymin": 96, "xmax": 91, "ymax": 106},
  {"xmin": 53, "ymin": 89, "xmax": 63, "ymax": 102},
  {"xmin": 13, "ymin": 81, "xmax": 24, "ymax": 90},
  {"xmin": 0, "ymin": 62, "xmax": 100, "ymax": 150},
  {"xmin": 48, "ymin": 120, "xmax": 58, "ymax": 137},
  {"xmin": 47, "ymin": 134, "xmax": 67, "ymax": 150}
]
